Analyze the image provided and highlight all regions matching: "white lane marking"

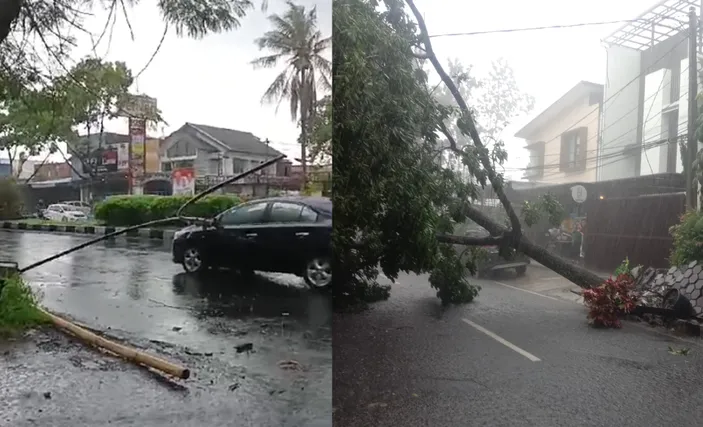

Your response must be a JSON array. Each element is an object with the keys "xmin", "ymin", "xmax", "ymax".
[
  {"xmin": 461, "ymin": 318, "xmax": 541, "ymax": 362},
  {"xmin": 491, "ymin": 280, "xmax": 563, "ymax": 302}
]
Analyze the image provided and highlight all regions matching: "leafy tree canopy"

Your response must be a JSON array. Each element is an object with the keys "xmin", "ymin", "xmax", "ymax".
[
  {"xmin": 334, "ymin": 0, "xmax": 604, "ymax": 308},
  {"xmin": 309, "ymin": 95, "xmax": 331, "ymax": 164}
]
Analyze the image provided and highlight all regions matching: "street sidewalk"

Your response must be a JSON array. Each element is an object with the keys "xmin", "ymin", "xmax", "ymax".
[{"xmin": 488, "ymin": 261, "xmax": 597, "ymax": 304}]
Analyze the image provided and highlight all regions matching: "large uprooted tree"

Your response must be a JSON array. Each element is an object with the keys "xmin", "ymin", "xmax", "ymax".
[{"xmin": 333, "ymin": 0, "xmax": 604, "ymax": 305}]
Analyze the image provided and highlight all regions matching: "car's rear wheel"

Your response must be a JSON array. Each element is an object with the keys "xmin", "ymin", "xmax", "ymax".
[
  {"xmin": 182, "ymin": 247, "xmax": 206, "ymax": 274},
  {"xmin": 304, "ymin": 256, "xmax": 332, "ymax": 288},
  {"xmin": 516, "ymin": 265, "xmax": 527, "ymax": 276}
]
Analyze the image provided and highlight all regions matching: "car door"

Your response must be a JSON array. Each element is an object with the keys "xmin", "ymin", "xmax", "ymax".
[
  {"xmin": 260, "ymin": 201, "xmax": 308, "ymax": 272},
  {"xmin": 215, "ymin": 201, "xmax": 269, "ymax": 270}
]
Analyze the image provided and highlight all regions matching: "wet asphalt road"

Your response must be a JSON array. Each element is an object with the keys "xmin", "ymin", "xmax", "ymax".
[
  {"xmin": 0, "ymin": 230, "xmax": 331, "ymax": 427},
  {"xmin": 334, "ymin": 271, "xmax": 703, "ymax": 427}
]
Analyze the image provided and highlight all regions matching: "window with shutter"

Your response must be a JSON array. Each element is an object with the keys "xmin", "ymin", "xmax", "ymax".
[{"xmin": 559, "ymin": 127, "xmax": 588, "ymax": 172}]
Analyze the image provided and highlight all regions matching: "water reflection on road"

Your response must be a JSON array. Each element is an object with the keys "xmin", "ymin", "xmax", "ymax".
[{"xmin": 0, "ymin": 230, "xmax": 331, "ymax": 426}]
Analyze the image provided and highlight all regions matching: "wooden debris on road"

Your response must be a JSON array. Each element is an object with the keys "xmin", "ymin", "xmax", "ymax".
[{"xmin": 40, "ymin": 308, "xmax": 191, "ymax": 379}]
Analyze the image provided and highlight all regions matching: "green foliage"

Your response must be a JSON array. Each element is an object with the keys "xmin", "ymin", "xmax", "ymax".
[
  {"xmin": 309, "ymin": 95, "xmax": 332, "ymax": 164},
  {"xmin": 0, "ymin": 178, "xmax": 23, "ymax": 220},
  {"xmin": 669, "ymin": 210, "xmax": 703, "ymax": 266},
  {"xmin": 614, "ymin": 257, "xmax": 631, "ymax": 277},
  {"xmin": 0, "ymin": 275, "xmax": 48, "ymax": 336},
  {"xmin": 94, "ymin": 195, "xmax": 242, "ymax": 226},
  {"xmin": 251, "ymin": 1, "xmax": 331, "ymax": 122},
  {"xmin": 334, "ymin": 0, "xmax": 490, "ymax": 306},
  {"xmin": 52, "ymin": 58, "xmax": 134, "ymax": 132},
  {"xmin": 520, "ymin": 193, "xmax": 565, "ymax": 227},
  {"xmin": 430, "ymin": 246, "xmax": 481, "ymax": 305}
]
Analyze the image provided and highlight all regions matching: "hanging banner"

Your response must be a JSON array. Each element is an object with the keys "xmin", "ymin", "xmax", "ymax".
[
  {"xmin": 117, "ymin": 143, "xmax": 130, "ymax": 170},
  {"xmin": 129, "ymin": 117, "xmax": 147, "ymax": 180},
  {"xmin": 144, "ymin": 138, "xmax": 161, "ymax": 173},
  {"xmin": 172, "ymin": 168, "xmax": 195, "ymax": 196}
]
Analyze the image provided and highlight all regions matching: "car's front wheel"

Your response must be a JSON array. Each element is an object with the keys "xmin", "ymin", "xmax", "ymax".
[
  {"xmin": 304, "ymin": 256, "xmax": 332, "ymax": 289},
  {"xmin": 182, "ymin": 247, "xmax": 206, "ymax": 274}
]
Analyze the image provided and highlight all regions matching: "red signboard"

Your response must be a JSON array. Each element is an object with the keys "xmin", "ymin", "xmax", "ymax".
[{"xmin": 172, "ymin": 168, "xmax": 195, "ymax": 196}]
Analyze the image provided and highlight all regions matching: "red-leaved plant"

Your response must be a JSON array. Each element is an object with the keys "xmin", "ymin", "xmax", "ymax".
[{"xmin": 582, "ymin": 274, "xmax": 639, "ymax": 328}]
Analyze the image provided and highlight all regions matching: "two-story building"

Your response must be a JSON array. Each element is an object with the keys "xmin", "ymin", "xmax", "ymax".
[
  {"xmin": 515, "ymin": 81, "xmax": 604, "ymax": 184},
  {"xmin": 598, "ymin": 0, "xmax": 699, "ymax": 180},
  {"xmin": 160, "ymin": 123, "xmax": 295, "ymax": 195}
]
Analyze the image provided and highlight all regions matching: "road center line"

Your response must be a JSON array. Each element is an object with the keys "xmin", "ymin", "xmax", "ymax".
[
  {"xmin": 461, "ymin": 318, "xmax": 541, "ymax": 362},
  {"xmin": 491, "ymin": 280, "xmax": 563, "ymax": 302}
]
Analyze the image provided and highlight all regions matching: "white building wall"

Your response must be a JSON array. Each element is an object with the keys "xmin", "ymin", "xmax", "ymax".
[
  {"xmin": 599, "ymin": 45, "xmax": 642, "ymax": 181},
  {"xmin": 640, "ymin": 69, "xmax": 665, "ymax": 175},
  {"xmin": 678, "ymin": 56, "xmax": 690, "ymax": 173}
]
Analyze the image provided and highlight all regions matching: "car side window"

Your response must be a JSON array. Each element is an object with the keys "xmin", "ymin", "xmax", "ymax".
[
  {"xmin": 219, "ymin": 202, "xmax": 267, "ymax": 225},
  {"xmin": 269, "ymin": 202, "xmax": 304, "ymax": 223},
  {"xmin": 300, "ymin": 206, "xmax": 318, "ymax": 223}
]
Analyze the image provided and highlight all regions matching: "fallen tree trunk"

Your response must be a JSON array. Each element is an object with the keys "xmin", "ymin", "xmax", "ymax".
[
  {"xmin": 437, "ymin": 206, "xmax": 605, "ymax": 289},
  {"xmin": 41, "ymin": 308, "xmax": 191, "ymax": 379},
  {"xmin": 406, "ymin": 0, "xmax": 606, "ymax": 290}
]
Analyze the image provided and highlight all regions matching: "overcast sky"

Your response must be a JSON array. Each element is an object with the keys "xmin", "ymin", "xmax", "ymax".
[
  {"xmin": 416, "ymin": 0, "xmax": 667, "ymax": 180},
  {"xmin": 11, "ymin": 0, "xmax": 331, "ymax": 163}
]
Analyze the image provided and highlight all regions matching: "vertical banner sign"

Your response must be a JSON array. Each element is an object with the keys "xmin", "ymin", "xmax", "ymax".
[
  {"xmin": 117, "ymin": 143, "xmax": 130, "ymax": 170},
  {"xmin": 129, "ymin": 117, "xmax": 147, "ymax": 183},
  {"xmin": 172, "ymin": 168, "xmax": 195, "ymax": 196}
]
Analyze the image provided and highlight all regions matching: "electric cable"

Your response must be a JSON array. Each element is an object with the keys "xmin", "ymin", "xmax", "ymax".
[
  {"xmin": 430, "ymin": 19, "xmax": 644, "ymax": 38},
  {"xmin": 18, "ymin": 154, "xmax": 286, "ymax": 274}
]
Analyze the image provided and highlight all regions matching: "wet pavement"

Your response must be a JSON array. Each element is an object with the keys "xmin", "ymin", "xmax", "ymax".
[
  {"xmin": 0, "ymin": 230, "xmax": 332, "ymax": 426},
  {"xmin": 334, "ymin": 270, "xmax": 703, "ymax": 427}
]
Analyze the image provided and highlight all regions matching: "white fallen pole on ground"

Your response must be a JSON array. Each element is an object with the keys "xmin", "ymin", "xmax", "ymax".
[{"xmin": 39, "ymin": 307, "xmax": 191, "ymax": 379}]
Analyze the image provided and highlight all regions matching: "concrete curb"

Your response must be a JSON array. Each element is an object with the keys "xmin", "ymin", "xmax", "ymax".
[{"xmin": 0, "ymin": 221, "xmax": 175, "ymax": 242}]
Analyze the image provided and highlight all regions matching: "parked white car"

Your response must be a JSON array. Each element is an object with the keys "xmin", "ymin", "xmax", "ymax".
[
  {"xmin": 61, "ymin": 200, "xmax": 92, "ymax": 215},
  {"xmin": 44, "ymin": 204, "xmax": 88, "ymax": 222}
]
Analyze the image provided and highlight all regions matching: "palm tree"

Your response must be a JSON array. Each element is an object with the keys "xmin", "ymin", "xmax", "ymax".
[{"xmin": 251, "ymin": 1, "xmax": 331, "ymax": 190}]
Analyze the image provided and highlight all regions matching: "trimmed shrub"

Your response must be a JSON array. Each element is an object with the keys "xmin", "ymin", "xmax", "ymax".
[
  {"xmin": 0, "ymin": 178, "xmax": 23, "ymax": 220},
  {"xmin": 94, "ymin": 194, "xmax": 242, "ymax": 226},
  {"xmin": 669, "ymin": 210, "xmax": 703, "ymax": 267}
]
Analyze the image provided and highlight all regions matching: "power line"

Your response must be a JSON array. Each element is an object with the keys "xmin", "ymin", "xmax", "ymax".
[
  {"xmin": 515, "ymin": 64, "xmax": 687, "ymax": 165},
  {"xmin": 429, "ymin": 19, "xmax": 643, "ymax": 38},
  {"xmin": 538, "ymin": 133, "xmax": 687, "ymax": 181}
]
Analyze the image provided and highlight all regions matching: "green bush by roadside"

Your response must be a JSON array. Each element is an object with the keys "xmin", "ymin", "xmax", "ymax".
[
  {"xmin": 0, "ymin": 275, "xmax": 48, "ymax": 336},
  {"xmin": 94, "ymin": 194, "xmax": 242, "ymax": 226},
  {"xmin": 669, "ymin": 210, "xmax": 703, "ymax": 266},
  {"xmin": 0, "ymin": 178, "xmax": 23, "ymax": 220}
]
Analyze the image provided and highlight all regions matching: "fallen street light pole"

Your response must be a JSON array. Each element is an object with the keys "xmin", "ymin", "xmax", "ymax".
[
  {"xmin": 39, "ymin": 307, "xmax": 190, "ymax": 379},
  {"xmin": 0, "ymin": 154, "xmax": 287, "ymax": 381}
]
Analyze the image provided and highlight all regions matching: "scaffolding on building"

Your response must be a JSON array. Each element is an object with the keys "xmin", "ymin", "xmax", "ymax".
[{"xmin": 603, "ymin": 0, "xmax": 699, "ymax": 50}]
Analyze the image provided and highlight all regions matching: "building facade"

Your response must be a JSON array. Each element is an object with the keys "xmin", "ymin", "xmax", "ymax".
[
  {"xmin": 515, "ymin": 81, "xmax": 604, "ymax": 184},
  {"xmin": 598, "ymin": 0, "xmax": 700, "ymax": 181}
]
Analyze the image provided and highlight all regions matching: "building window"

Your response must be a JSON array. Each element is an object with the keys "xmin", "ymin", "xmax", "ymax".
[
  {"xmin": 525, "ymin": 142, "xmax": 545, "ymax": 179},
  {"xmin": 233, "ymin": 158, "xmax": 248, "ymax": 174},
  {"xmin": 560, "ymin": 127, "xmax": 588, "ymax": 172}
]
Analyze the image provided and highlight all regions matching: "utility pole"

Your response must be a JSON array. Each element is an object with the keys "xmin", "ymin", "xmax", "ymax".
[
  {"xmin": 687, "ymin": 7, "xmax": 698, "ymax": 210},
  {"xmin": 265, "ymin": 138, "xmax": 270, "ymax": 197}
]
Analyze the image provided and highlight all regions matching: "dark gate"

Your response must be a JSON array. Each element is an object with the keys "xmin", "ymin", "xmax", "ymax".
[{"xmin": 584, "ymin": 192, "xmax": 685, "ymax": 272}]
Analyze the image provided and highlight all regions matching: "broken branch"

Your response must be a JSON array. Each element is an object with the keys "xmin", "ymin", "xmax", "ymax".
[{"xmin": 405, "ymin": 0, "xmax": 523, "ymax": 243}]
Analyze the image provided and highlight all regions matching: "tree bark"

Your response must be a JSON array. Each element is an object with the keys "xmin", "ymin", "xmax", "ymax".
[
  {"xmin": 0, "ymin": 0, "xmax": 22, "ymax": 46},
  {"xmin": 299, "ymin": 70, "xmax": 309, "ymax": 191}
]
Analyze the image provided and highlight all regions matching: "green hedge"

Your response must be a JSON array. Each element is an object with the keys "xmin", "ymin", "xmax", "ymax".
[{"xmin": 94, "ymin": 195, "xmax": 242, "ymax": 226}]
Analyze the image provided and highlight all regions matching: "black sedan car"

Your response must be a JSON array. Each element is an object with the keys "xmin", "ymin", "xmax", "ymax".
[{"xmin": 171, "ymin": 196, "xmax": 332, "ymax": 288}]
